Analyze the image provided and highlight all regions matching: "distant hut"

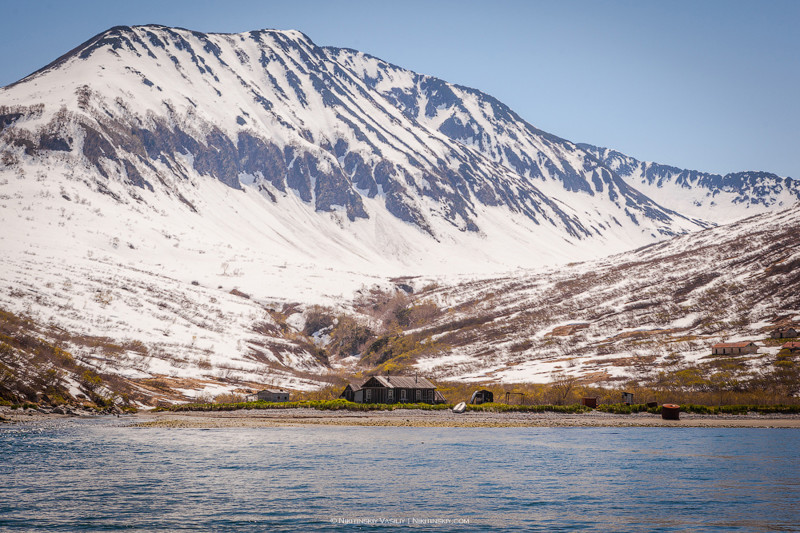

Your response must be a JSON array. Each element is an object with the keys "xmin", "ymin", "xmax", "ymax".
[
  {"xmin": 711, "ymin": 342, "xmax": 759, "ymax": 356},
  {"xmin": 581, "ymin": 397, "xmax": 598, "ymax": 408},
  {"xmin": 469, "ymin": 389, "xmax": 494, "ymax": 404},
  {"xmin": 621, "ymin": 391, "xmax": 634, "ymax": 405},
  {"xmin": 340, "ymin": 375, "xmax": 441, "ymax": 404},
  {"xmin": 771, "ymin": 328, "xmax": 798, "ymax": 339},
  {"xmin": 246, "ymin": 388, "xmax": 290, "ymax": 402},
  {"xmin": 782, "ymin": 342, "xmax": 800, "ymax": 355}
]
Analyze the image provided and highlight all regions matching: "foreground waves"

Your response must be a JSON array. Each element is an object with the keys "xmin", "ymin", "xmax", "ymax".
[{"xmin": 2, "ymin": 419, "xmax": 799, "ymax": 531}]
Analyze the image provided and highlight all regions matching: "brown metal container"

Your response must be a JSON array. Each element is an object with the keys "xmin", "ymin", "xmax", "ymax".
[
  {"xmin": 661, "ymin": 404, "xmax": 681, "ymax": 420},
  {"xmin": 646, "ymin": 401, "xmax": 658, "ymax": 408},
  {"xmin": 581, "ymin": 397, "xmax": 598, "ymax": 408}
]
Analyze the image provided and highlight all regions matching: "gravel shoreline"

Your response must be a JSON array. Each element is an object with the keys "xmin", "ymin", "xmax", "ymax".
[
  {"xmin": 130, "ymin": 408, "xmax": 800, "ymax": 429},
  {"xmin": 4, "ymin": 406, "xmax": 799, "ymax": 429}
]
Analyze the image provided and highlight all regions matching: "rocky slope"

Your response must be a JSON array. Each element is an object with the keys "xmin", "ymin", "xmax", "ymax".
[{"xmin": 405, "ymin": 208, "xmax": 800, "ymax": 384}]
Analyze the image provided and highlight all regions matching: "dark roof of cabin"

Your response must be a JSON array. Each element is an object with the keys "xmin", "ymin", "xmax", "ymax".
[
  {"xmin": 362, "ymin": 375, "xmax": 437, "ymax": 389},
  {"xmin": 345, "ymin": 380, "xmax": 365, "ymax": 392}
]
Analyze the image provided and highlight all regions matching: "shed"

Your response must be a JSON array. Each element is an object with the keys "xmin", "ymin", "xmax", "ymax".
[
  {"xmin": 246, "ymin": 388, "xmax": 290, "ymax": 402},
  {"xmin": 469, "ymin": 389, "xmax": 494, "ymax": 404},
  {"xmin": 711, "ymin": 342, "xmax": 759, "ymax": 355},
  {"xmin": 339, "ymin": 380, "xmax": 364, "ymax": 402},
  {"xmin": 771, "ymin": 328, "xmax": 798, "ymax": 339},
  {"xmin": 782, "ymin": 341, "xmax": 800, "ymax": 354},
  {"xmin": 621, "ymin": 391, "xmax": 634, "ymax": 405},
  {"xmin": 342, "ymin": 375, "xmax": 441, "ymax": 404}
]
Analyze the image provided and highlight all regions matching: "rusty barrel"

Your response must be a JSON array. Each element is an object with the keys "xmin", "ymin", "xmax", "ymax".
[{"xmin": 661, "ymin": 404, "xmax": 681, "ymax": 420}]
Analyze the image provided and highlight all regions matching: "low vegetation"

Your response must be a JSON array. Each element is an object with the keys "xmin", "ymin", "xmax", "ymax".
[
  {"xmin": 596, "ymin": 403, "xmax": 800, "ymax": 415},
  {"xmin": 0, "ymin": 307, "xmax": 136, "ymax": 410},
  {"xmin": 160, "ymin": 399, "xmax": 452, "ymax": 412},
  {"xmin": 158, "ymin": 398, "xmax": 800, "ymax": 415}
]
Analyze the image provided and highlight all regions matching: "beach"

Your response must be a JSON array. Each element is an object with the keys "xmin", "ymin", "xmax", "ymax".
[
  {"xmin": 4, "ymin": 406, "xmax": 800, "ymax": 428},
  {"xmin": 133, "ymin": 408, "xmax": 800, "ymax": 429}
]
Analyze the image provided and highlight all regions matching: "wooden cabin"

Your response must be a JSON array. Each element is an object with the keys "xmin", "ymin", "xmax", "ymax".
[
  {"xmin": 340, "ymin": 375, "xmax": 442, "ymax": 404},
  {"xmin": 771, "ymin": 328, "xmax": 798, "ymax": 339},
  {"xmin": 246, "ymin": 388, "xmax": 290, "ymax": 402},
  {"xmin": 712, "ymin": 342, "xmax": 759, "ymax": 355},
  {"xmin": 782, "ymin": 342, "xmax": 800, "ymax": 354}
]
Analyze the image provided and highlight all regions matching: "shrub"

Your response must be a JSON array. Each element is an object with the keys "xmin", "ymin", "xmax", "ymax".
[
  {"xmin": 328, "ymin": 315, "xmax": 373, "ymax": 356},
  {"xmin": 80, "ymin": 370, "xmax": 102, "ymax": 393},
  {"xmin": 162, "ymin": 399, "xmax": 600, "ymax": 414},
  {"xmin": 596, "ymin": 403, "xmax": 657, "ymax": 414},
  {"xmin": 303, "ymin": 305, "xmax": 335, "ymax": 336}
]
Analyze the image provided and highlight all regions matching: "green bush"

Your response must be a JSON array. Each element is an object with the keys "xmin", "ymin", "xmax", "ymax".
[
  {"xmin": 161, "ymin": 399, "xmax": 442, "ymax": 412},
  {"xmin": 162, "ymin": 399, "xmax": 596, "ymax": 414},
  {"xmin": 596, "ymin": 403, "xmax": 658, "ymax": 414},
  {"xmin": 466, "ymin": 402, "xmax": 591, "ymax": 414},
  {"xmin": 595, "ymin": 403, "xmax": 800, "ymax": 415},
  {"xmin": 158, "ymin": 398, "xmax": 800, "ymax": 416}
]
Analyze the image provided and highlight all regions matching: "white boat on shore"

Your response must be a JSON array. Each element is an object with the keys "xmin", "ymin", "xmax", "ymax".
[{"xmin": 452, "ymin": 401, "xmax": 466, "ymax": 414}]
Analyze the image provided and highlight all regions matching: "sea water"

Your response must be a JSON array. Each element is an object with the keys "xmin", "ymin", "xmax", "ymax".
[{"xmin": 1, "ymin": 419, "xmax": 798, "ymax": 531}]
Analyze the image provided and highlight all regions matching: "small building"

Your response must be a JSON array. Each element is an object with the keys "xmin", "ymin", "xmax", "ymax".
[
  {"xmin": 771, "ymin": 328, "xmax": 798, "ymax": 339},
  {"xmin": 340, "ymin": 381, "xmax": 364, "ymax": 403},
  {"xmin": 246, "ymin": 388, "xmax": 290, "ymax": 402},
  {"xmin": 340, "ymin": 375, "xmax": 442, "ymax": 404},
  {"xmin": 782, "ymin": 342, "xmax": 800, "ymax": 354},
  {"xmin": 621, "ymin": 391, "xmax": 634, "ymax": 405},
  {"xmin": 581, "ymin": 397, "xmax": 598, "ymax": 408},
  {"xmin": 469, "ymin": 389, "xmax": 494, "ymax": 404},
  {"xmin": 712, "ymin": 342, "xmax": 759, "ymax": 356}
]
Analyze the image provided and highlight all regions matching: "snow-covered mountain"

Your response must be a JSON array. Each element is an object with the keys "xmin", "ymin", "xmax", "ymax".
[
  {"xmin": 579, "ymin": 144, "xmax": 800, "ymax": 223},
  {"xmin": 1, "ymin": 25, "xmax": 797, "ymax": 402},
  {"xmin": 0, "ymin": 25, "xmax": 712, "ymax": 274},
  {"xmin": 409, "ymin": 207, "xmax": 800, "ymax": 384}
]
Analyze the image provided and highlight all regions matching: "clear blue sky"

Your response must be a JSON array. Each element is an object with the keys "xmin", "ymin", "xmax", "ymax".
[{"xmin": 1, "ymin": 0, "xmax": 798, "ymax": 179}]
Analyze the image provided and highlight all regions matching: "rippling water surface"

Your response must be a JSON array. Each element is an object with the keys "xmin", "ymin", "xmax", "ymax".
[{"xmin": 2, "ymin": 419, "xmax": 799, "ymax": 531}]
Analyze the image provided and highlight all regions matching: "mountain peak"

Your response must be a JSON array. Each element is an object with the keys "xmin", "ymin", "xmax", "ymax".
[{"xmin": 2, "ymin": 24, "xmax": 790, "ymax": 275}]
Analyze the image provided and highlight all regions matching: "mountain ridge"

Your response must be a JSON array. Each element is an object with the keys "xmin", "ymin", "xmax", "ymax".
[
  {"xmin": 579, "ymin": 143, "xmax": 800, "ymax": 223},
  {"xmin": 1, "ymin": 24, "xmax": 709, "ymax": 256}
]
